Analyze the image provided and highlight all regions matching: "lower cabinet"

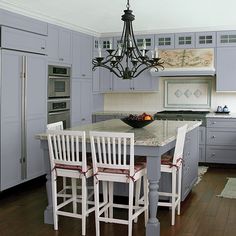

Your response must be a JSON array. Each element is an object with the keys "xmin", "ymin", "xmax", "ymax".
[
  {"xmin": 71, "ymin": 79, "xmax": 93, "ymax": 126},
  {"xmin": 206, "ymin": 118, "xmax": 236, "ymax": 164}
]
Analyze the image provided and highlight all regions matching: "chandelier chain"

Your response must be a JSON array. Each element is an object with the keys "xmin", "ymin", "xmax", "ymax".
[{"xmin": 126, "ymin": 0, "xmax": 130, "ymax": 9}]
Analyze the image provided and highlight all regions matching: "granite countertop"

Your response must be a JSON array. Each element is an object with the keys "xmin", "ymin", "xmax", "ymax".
[
  {"xmin": 92, "ymin": 111, "xmax": 156, "ymax": 116},
  {"xmin": 37, "ymin": 119, "xmax": 201, "ymax": 147},
  {"xmin": 206, "ymin": 112, "xmax": 236, "ymax": 118}
]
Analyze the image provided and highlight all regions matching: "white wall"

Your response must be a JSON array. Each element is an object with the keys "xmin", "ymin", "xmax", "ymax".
[{"xmin": 104, "ymin": 77, "xmax": 236, "ymax": 113}]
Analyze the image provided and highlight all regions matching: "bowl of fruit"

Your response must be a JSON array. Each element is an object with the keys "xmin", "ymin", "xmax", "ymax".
[{"xmin": 121, "ymin": 113, "xmax": 154, "ymax": 128}]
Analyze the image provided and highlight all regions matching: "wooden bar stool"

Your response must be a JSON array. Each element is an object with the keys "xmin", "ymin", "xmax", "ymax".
[
  {"xmin": 90, "ymin": 131, "xmax": 148, "ymax": 236},
  {"xmin": 47, "ymin": 130, "xmax": 95, "ymax": 235}
]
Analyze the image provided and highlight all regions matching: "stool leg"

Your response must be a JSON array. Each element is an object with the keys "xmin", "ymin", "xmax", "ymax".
[
  {"xmin": 94, "ymin": 178, "xmax": 100, "ymax": 236},
  {"xmin": 102, "ymin": 181, "xmax": 108, "ymax": 219},
  {"xmin": 82, "ymin": 176, "xmax": 87, "ymax": 236},
  {"xmin": 177, "ymin": 168, "xmax": 182, "ymax": 215},
  {"xmin": 128, "ymin": 180, "xmax": 134, "ymax": 236},
  {"xmin": 144, "ymin": 174, "xmax": 148, "ymax": 225},
  {"xmin": 171, "ymin": 170, "xmax": 176, "ymax": 226},
  {"xmin": 72, "ymin": 178, "xmax": 77, "ymax": 214},
  {"xmin": 134, "ymin": 178, "xmax": 141, "ymax": 223},
  {"xmin": 109, "ymin": 182, "xmax": 113, "ymax": 218},
  {"xmin": 62, "ymin": 177, "xmax": 67, "ymax": 201},
  {"xmin": 52, "ymin": 174, "xmax": 58, "ymax": 230}
]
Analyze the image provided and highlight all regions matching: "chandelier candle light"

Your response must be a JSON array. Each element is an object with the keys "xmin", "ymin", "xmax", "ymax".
[{"xmin": 92, "ymin": 0, "xmax": 164, "ymax": 80}]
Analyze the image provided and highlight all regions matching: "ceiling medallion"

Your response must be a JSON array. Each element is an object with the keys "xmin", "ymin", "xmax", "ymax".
[{"xmin": 92, "ymin": 0, "xmax": 164, "ymax": 80}]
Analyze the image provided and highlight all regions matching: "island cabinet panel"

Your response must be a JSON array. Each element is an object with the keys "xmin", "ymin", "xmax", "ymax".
[
  {"xmin": 47, "ymin": 24, "xmax": 72, "ymax": 64},
  {"xmin": 216, "ymin": 47, "xmax": 236, "ymax": 91},
  {"xmin": 181, "ymin": 127, "xmax": 199, "ymax": 200},
  {"xmin": 0, "ymin": 50, "xmax": 47, "ymax": 190},
  {"xmin": 72, "ymin": 32, "xmax": 93, "ymax": 79},
  {"xmin": 206, "ymin": 118, "xmax": 236, "ymax": 164},
  {"xmin": 0, "ymin": 9, "xmax": 48, "ymax": 35},
  {"xmin": 199, "ymin": 126, "xmax": 206, "ymax": 162}
]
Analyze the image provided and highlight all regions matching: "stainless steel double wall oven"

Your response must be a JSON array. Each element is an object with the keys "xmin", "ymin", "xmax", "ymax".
[{"xmin": 48, "ymin": 65, "xmax": 71, "ymax": 128}]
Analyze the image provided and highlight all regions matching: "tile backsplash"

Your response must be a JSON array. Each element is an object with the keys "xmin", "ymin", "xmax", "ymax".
[{"xmin": 104, "ymin": 77, "xmax": 236, "ymax": 112}]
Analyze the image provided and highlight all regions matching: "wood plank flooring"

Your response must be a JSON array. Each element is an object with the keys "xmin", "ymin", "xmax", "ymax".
[{"xmin": 0, "ymin": 166, "xmax": 236, "ymax": 236}]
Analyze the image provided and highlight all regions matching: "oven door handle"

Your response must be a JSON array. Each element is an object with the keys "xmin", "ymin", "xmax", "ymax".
[
  {"xmin": 48, "ymin": 110, "xmax": 70, "ymax": 116},
  {"xmin": 48, "ymin": 76, "xmax": 70, "ymax": 80}
]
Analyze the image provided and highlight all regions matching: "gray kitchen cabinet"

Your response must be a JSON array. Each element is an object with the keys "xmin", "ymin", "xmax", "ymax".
[
  {"xmin": 206, "ymin": 118, "xmax": 236, "ymax": 164},
  {"xmin": 71, "ymin": 79, "xmax": 93, "ymax": 126},
  {"xmin": 175, "ymin": 32, "xmax": 195, "ymax": 48},
  {"xmin": 216, "ymin": 31, "xmax": 236, "ymax": 47},
  {"xmin": 0, "ymin": 49, "xmax": 47, "ymax": 190},
  {"xmin": 1, "ymin": 26, "xmax": 47, "ymax": 55},
  {"xmin": 0, "ymin": 9, "xmax": 48, "ymax": 35},
  {"xmin": 216, "ymin": 47, "xmax": 236, "ymax": 91},
  {"xmin": 195, "ymin": 31, "xmax": 216, "ymax": 48},
  {"xmin": 47, "ymin": 24, "xmax": 72, "ymax": 64},
  {"xmin": 72, "ymin": 32, "xmax": 93, "ymax": 79},
  {"xmin": 155, "ymin": 33, "xmax": 175, "ymax": 49}
]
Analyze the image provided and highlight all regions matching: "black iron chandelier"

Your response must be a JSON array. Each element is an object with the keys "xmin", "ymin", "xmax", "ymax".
[{"xmin": 92, "ymin": 0, "xmax": 164, "ymax": 80}]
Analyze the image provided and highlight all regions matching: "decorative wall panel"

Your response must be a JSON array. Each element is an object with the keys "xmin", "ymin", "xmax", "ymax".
[{"xmin": 164, "ymin": 79, "xmax": 212, "ymax": 108}]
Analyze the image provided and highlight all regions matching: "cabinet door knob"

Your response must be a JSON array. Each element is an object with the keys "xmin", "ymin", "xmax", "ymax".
[
  {"xmin": 41, "ymin": 47, "xmax": 45, "ymax": 50},
  {"xmin": 82, "ymin": 74, "xmax": 86, "ymax": 77},
  {"xmin": 211, "ymin": 135, "xmax": 216, "ymax": 139},
  {"xmin": 211, "ymin": 153, "xmax": 216, "ymax": 157},
  {"xmin": 212, "ymin": 121, "xmax": 216, "ymax": 124},
  {"xmin": 82, "ymin": 118, "xmax": 85, "ymax": 121}
]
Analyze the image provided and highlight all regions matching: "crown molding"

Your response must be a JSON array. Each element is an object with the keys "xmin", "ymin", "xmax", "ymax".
[{"xmin": 0, "ymin": 3, "xmax": 101, "ymax": 37}]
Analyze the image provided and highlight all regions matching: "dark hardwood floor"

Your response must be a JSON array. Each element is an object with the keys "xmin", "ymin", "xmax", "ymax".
[{"xmin": 0, "ymin": 166, "xmax": 236, "ymax": 236}]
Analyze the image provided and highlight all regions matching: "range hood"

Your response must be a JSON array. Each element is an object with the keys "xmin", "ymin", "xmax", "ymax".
[{"xmin": 151, "ymin": 48, "xmax": 215, "ymax": 77}]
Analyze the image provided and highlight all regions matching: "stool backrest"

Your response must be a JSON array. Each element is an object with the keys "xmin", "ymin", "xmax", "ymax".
[
  {"xmin": 90, "ymin": 131, "xmax": 135, "ymax": 175},
  {"xmin": 173, "ymin": 124, "xmax": 188, "ymax": 165},
  {"xmin": 47, "ymin": 130, "xmax": 87, "ymax": 171},
  {"xmin": 47, "ymin": 121, "xmax": 63, "ymax": 131}
]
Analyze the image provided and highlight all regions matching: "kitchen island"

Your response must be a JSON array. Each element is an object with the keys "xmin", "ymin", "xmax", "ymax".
[{"xmin": 37, "ymin": 119, "xmax": 201, "ymax": 236}]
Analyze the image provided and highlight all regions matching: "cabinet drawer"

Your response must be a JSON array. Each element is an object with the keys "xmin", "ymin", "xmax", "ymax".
[
  {"xmin": 206, "ymin": 146, "xmax": 236, "ymax": 164},
  {"xmin": 1, "ymin": 27, "xmax": 47, "ymax": 54},
  {"xmin": 207, "ymin": 118, "xmax": 236, "ymax": 128},
  {"xmin": 207, "ymin": 129, "xmax": 236, "ymax": 145}
]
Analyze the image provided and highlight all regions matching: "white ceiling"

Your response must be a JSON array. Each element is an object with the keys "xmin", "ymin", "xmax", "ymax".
[{"xmin": 0, "ymin": 0, "xmax": 236, "ymax": 36}]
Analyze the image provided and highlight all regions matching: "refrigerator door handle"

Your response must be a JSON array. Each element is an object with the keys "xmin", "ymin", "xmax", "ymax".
[{"xmin": 21, "ymin": 55, "xmax": 27, "ymax": 180}]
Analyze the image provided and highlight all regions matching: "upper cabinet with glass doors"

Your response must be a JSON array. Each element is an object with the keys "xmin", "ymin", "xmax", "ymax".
[
  {"xmin": 195, "ymin": 32, "xmax": 216, "ymax": 48},
  {"xmin": 175, "ymin": 32, "xmax": 195, "ymax": 48},
  {"xmin": 217, "ymin": 31, "xmax": 236, "ymax": 47},
  {"xmin": 155, "ymin": 34, "xmax": 175, "ymax": 49}
]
